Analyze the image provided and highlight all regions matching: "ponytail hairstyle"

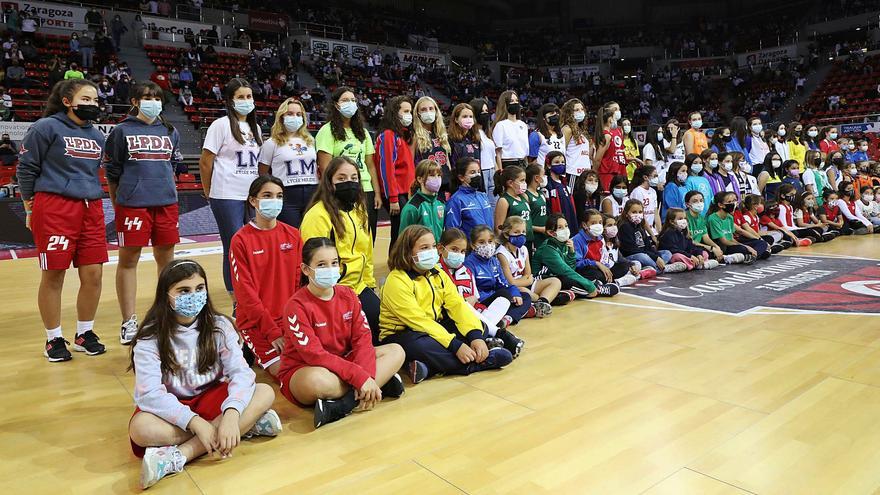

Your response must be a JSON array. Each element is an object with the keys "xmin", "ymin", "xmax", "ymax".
[
  {"xmin": 525, "ymin": 162, "xmax": 544, "ymax": 188},
  {"xmin": 593, "ymin": 101, "xmax": 619, "ymax": 147},
  {"xmin": 793, "ymin": 190, "xmax": 813, "ymax": 213},
  {"xmin": 499, "ymin": 215, "xmax": 526, "ymax": 245},
  {"xmin": 493, "ymin": 163, "xmax": 526, "ymax": 197},
  {"xmin": 44, "ymin": 78, "xmax": 99, "ymax": 117},
  {"xmin": 129, "ymin": 80, "xmax": 174, "ymax": 133},
  {"xmin": 777, "ymin": 183, "xmax": 796, "ymax": 203},
  {"xmin": 224, "ymin": 78, "xmax": 263, "ymax": 146},
  {"xmin": 300, "ymin": 237, "xmax": 338, "ymax": 287},
  {"xmin": 742, "ymin": 193, "xmax": 764, "ymax": 212},
  {"xmin": 708, "ymin": 191, "xmax": 735, "ymax": 215},
  {"xmin": 410, "ymin": 158, "xmax": 441, "ymax": 196},
  {"xmin": 630, "ymin": 165, "xmax": 656, "ymax": 191}
]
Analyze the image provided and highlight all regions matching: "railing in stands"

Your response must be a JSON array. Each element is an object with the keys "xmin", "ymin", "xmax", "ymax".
[
  {"xmin": 295, "ymin": 22, "xmax": 343, "ymax": 40},
  {"xmin": 142, "ymin": 30, "xmax": 264, "ymax": 51},
  {"xmin": 812, "ymin": 113, "xmax": 880, "ymax": 125}
]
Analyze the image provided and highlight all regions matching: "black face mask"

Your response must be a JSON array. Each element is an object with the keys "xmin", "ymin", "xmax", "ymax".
[
  {"xmin": 333, "ymin": 181, "xmax": 360, "ymax": 209},
  {"xmin": 722, "ymin": 135, "xmax": 732, "ymax": 143},
  {"xmin": 814, "ymin": 158, "xmax": 822, "ymax": 168},
  {"xmin": 477, "ymin": 113, "xmax": 490, "ymax": 129},
  {"xmin": 783, "ymin": 194, "xmax": 795, "ymax": 202},
  {"xmin": 832, "ymin": 157, "xmax": 844, "ymax": 166},
  {"xmin": 507, "ymin": 103, "xmax": 521, "ymax": 115},
  {"xmin": 72, "ymin": 104, "xmax": 100, "ymax": 121},
  {"xmin": 547, "ymin": 115, "xmax": 560, "ymax": 127},
  {"xmin": 844, "ymin": 189, "xmax": 854, "ymax": 197},
  {"xmin": 721, "ymin": 203, "xmax": 736, "ymax": 213},
  {"xmin": 466, "ymin": 175, "xmax": 482, "ymax": 189}
]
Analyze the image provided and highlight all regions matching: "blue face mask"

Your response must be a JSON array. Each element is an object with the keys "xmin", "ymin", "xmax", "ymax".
[
  {"xmin": 550, "ymin": 164, "xmax": 566, "ymax": 175},
  {"xmin": 339, "ymin": 101, "xmax": 358, "ymax": 118},
  {"xmin": 310, "ymin": 266, "xmax": 341, "ymax": 289},
  {"xmin": 171, "ymin": 290, "xmax": 207, "ymax": 318},
  {"xmin": 234, "ymin": 99, "xmax": 255, "ymax": 115},
  {"xmin": 257, "ymin": 198, "xmax": 282, "ymax": 219},
  {"xmin": 414, "ymin": 248, "xmax": 439, "ymax": 270},
  {"xmin": 444, "ymin": 251, "xmax": 465, "ymax": 269},
  {"xmin": 509, "ymin": 234, "xmax": 527, "ymax": 248},
  {"xmin": 139, "ymin": 99, "xmax": 162, "ymax": 119},
  {"xmin": 612, "ymin": 188, "xmax": 627, "ymax": 199},
  {"xmin": 283, "ymin": 115, "xmax": 303, "ymax": 132}
]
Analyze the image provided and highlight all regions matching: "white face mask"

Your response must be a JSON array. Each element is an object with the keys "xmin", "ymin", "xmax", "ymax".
[
  {"xmin": 612, "ymin": 110, "xmax": 621, "ymax": 121},
  {"xmin": 675, "ymin": 219, "xmax": 688, "ymax": 230},
  {"xmin": 807, "ymin": 130, "xmax": 818, "ymax": 138},
  {"xmin": 723, "ymin": 162, "xmax": 733, "ymax": 171},
  {"xmin": 588, "ymin": 224, "xmax": 604, "ymax": 237},
  {"xmin": 864, "ymin": 194, "xmax": 875, "ymax": 202},
  {"xmin": 708, "ymin": 159, "xmax": 719, "ymax": 169},
  {"xmin": 419, "ymin": 111, "xmax": 436, "ymax": 124},
  {"xmin": 829, "ymin": 132, "xmax": 838, "ymax": 139},
  {"xmin": 585, "ymin": 182, "xmax": 598, "ymax": 194},
  {"xmin": 540, "ymin": 175, "xmax": 548, "ymax": 188},
  {"xmin": 623, "ymin": 125, "xmax": 632, "ymax": 134},
  {"xmin": 399, "ymin": 112, "xmax": 413, "ymax": 126},
  {"xmin": 689, "ymin": 202, "xmax": 704, "ymax": 212},
  {"xmin": 772, "ymin": 160, "xmax": 782, "ymax": 168},
  {"xmin": 554, "ymin": 227, "xmax": 570, "ymax": 243}
]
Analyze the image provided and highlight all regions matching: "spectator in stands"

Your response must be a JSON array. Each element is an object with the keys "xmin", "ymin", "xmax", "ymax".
[
  {"xmin": 147, "ymin": 0, "xmax": 158, "ymax": 15},
  {"xmin": 69, "ymin": 32, "xmax": 80, "ymax": 61},
  {"xmin": 78, "ymin": 31, "xmax": 95, "ymax": 69},
  {"xmin": 4, "ymin": 42, "xmax": 23, "ymax": 67},
  {"xmin": 95, "ymin": 30, "xmax": 114, "ymax": 63},
  {"xmin": 179, "ymin": 66, "xmax": 193, "ymax": 87},
  {"xmin": 149, "ymin": 70, "xmax": 172, "ymax": 105},
  {"xmin": 110, "ymin": 15, "xmax": 127, "ymax": 51},
  {"xmin": 131, "ymin": 15, "xmax": 146, "ymax": 47},
  {"xmin": 85, "ymin": 8, "xmax": 103, "ymax": 32},
  {"xmin": 20, "ymin": 39, "xmax": 37, "ymax": 62},
  {"xmin": 20, "ymin": 12, "xmax": 37, "ymax": 43},
  {"xmin": 179, "ymin": 84, "xmax": 193, "ymax": 106},
  {"xmin": 48, "ymin": 56, "xmax": 64, "ymax": 87},
  {"xmin": 3, "ymin": 5, "xmax": 19, "ymax": 34},
  {"xmin": 158, "ymin": 0, "xmax": 172, "ymax": 17},
  {"xmin": 114, "ymin": 73, "xmax": 131, "ymax": 105},
  {"xmin": 0, "ymin": 133, "xmax": 16, "ymax": 165},
  {"xmin": 211, "ymin": 81, "xmax": 222, "ymax": 101},
  {"xmin": 97, "ymin": 79, "xmax": 114, "ymax": 105},
  {"xmin": 5, "ymin": 59, "xmax": 27, "ymax": 88}
]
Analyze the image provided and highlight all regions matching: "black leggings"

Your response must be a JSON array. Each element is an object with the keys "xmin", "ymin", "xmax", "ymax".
[
  {"xmin": 381, "ymin": 318, "xmax": 486, "ymax": 378},
  {"xmin": 386, "ymin": 193, "xmax": 408, "ymax": 254},
  {"xmin": 790, "ymin": 227, "xmax": 823, "ymax": 241},
  {"xmin": 717, "ymin": 237, "xmax": 770, "ymax": 259},
  {"xmin": 577, "ymin": 261, "xmax": 631, "ymax": 282},
  {"xmin": 359, "ymin": 288, "xmax": 381, "ymax": 345},
  {"xmin": 365, "ymin": 191, "xmax": 378, "ymax": 244}
]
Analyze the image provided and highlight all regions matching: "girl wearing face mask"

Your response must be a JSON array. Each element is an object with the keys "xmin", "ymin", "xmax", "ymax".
[
  {"xmin": 491, "ymin": 90, "xmax": 529, "ymax": 168},
  {"xmin": 301, "ymin": 156, "xmax": 380, "ymax": 340},
  {"xmin": 854, "ymin": 161, "xmax": 879, "ymax": 199},
  {"xmin": 18, "ymin": 79, "xmax": 108, "ymax": 362},
  {"xmin": 849, "ymin": 139, "xmax": 870, "ymax": 163},
  {"xmin": 412, "ymin": 96, "xmax": 451, "ymax": 195},
  {"xmin": 780, "ymin": 160, "xmax": 805, "ymax": 194},
  {"xmin": 739, "ymin": 194, "xmax": 789, "ymax": 252},
  {"xmin": 525, "ymin": 163, "xmax": 550, "ymax": 244},
  {"xmin": 279, "ymin": 237, "xmax": 406, "ymax": 429},
  {"xmin": 684, "ymin": 153, "xmax": 713, "ymax": 215},
  {"xmin": 642, "ymin": 123, "xmax": 671, "ymax": 179},
  {"xmin": 573, "ymin": 209, "xmax": 642, "ymax": 286},
  {"xmin": 834, "ymin": 183, "xmax": 874, "ymax": 234},
  {"xmin": 658, "ymin": 208, "xmax": 719, "ymax": 271},
  {"xmin": 448, "ymin": 102, "xmax": 482, "ymax": 190},
  {"xmin": 381, "ymin": 225, "xmax": 514, "ymax": 382},
  {"xmin": 532, "ymin": 213, "xmax": 606, "ymax": 297},
  {"xmin": 757, "ymin": 152, "xmax": 783, "ymax": 200},
  {"xmin": 445, "ymin": 157, "xmax": 494, "ymax": 238},
  {"xmin": 497, "ymin": 215, "xmax": 569, "ymax": 312},
  {"xmin": 573, "ymin": 169, "xmax": 602, "ymax": 221},
  {"xmin": 618, "ymin": 200, "xmax": 686, "ymax": 273},
  {"xmin": 200, "ymin": 78, "xmax": 263, "ymax": 294},
  {"xmin": 107, "ymin": 81, "xmax": 183, "ymax": 346},
  {"xmin": 804, "ymin": 124, "xmax": 821, "ymax": 151},
  {"xmin": 594, "ymin": 101, "xmax": 627, "ymax": 192},
  {"xmin": 726, "ymin": 116, "xmax": 752, "ymax": 163},
  {"xmin": 469, "ymin": 98, "xmax": 501, "ymax": 206},
  {"xmin": 258, "ymin": 97, "xmax": 317, "ymax": 229},
  {"xmin": 544, "ymin": 150, "xmax": 578, "ymax": 231},
  {"xmin": 620, "ymin": 118, "xmax": 643, "ymax": 180},
  {"xmin": 858, "ymin": 185, "xmax": 880, "ymax": 229},
  {"xmin": 748, "ymin": 117, "xmax": 770, "ymax": 166},
  {"xmin": 683, "ymin": 111, "xmax": 708, "ymax": 156},
  {"xmin": 793, "ymin": 191, "xmax": 838, "ymax": 242},
  {"xmin": 710, "ymin": 126, "xmax": 731, "ymax": 154},
  {"xmin": 629, "ymin": 165, "xmax": 662, "ymax": 235},
  {"xmin": 825, "ymin": 150, "xmax": 846, "ymax": 189},
  {"xmin": 683, "ymin": 191, "xmax": 730, "ymax": 263},
  {"xmin": 771, "ymin": 123, "xmax": 791, "ymax": 164},
  {"xmin": 529, "ymin": 103, "xmax": 564, "ymax": 167},
  {"xmin": 787, "ymin": 121, "xmax": 806, "ymax": 170},
  {"xmin": 801, "ymin": 150, "xmax": 829, "ymax": 206},
  {"xmin": 129, "ymin": 260, "xmax": 279, "ymax": 489},
  {"xmin": 373, "ymin": 95, "xmax": 415, "ymax": 251},
  {"xmin": 229, "ymin": 176, "xmax": 303, "ymax": 378},
  {"xmin": 774, "ymin": 183, "xmax": 821, "ymax": 245},
  {"xmin": 708, "ymin": 191, "xmax": 764, "ymax": 262},
  {"xmin": 493, "ymin": 165, "xmax": 533, "ymax": 242},
  {"xmin": 819, "ymin": 126, "xmax": 840, "ymax": 155},
  {"xmin": 316, "ymin": 87, "xmax": 381, "ymax": 242},
  {"xmin": 706, "ymin": 151, "xmax": 743, "ymax": 201},
  {"xmin": 399, "ymin": 159, "xmax": 445, "ymax": 241},
  {"xmin": 601, "ymin": 173, "xmax": 630, "ymax": 218},
  {"xmin": 731, "ymin": 151, "xmax": 759, "ymax": 196},
  {"xmin": 661, "ymin": 162, "xmax": 689, "ymax": 218},
  {"xmin": 561, "ymin": 98, "xmax": 593, "ymax": 187}
]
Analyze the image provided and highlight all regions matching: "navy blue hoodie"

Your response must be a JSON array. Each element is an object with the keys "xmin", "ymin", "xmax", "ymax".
[
  {"xmin": 104, "ymin": 115, "xmax": 182, "ymax": 207},
  {"xmin": 17, "ymin": 112, "xmax": 106, "ymax": 200}
]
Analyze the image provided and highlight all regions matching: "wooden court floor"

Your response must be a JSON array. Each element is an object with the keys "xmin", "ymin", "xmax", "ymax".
[{"xmin": 1, "ymin": 230, "xmax": 879, "ymax": 494}]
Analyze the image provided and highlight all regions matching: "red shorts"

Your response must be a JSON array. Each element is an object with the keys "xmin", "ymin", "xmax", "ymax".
[
  {"xmin": 278, "ymin": 366, "xmax": 306, "ymax": 407},
  {"xmin": 115, "ymin": 203, "xmax": 180, "ymax": 248},
  {"xmin": 31, "ymin": 192, "xmax": 108, "ymax": 270},
  {"xmin": 129, "ymin": 381, "xmax": 229, "ymax": 458},
  {"xmin": 241, "ymin": 327, "xmax": 280, "ymax": 374}
]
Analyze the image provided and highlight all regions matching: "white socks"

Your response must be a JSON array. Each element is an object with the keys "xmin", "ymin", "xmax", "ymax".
[
  {"xmin": 46, "ymin": 326, "xmax": 62, "ymax": 340},
  {"xmin": 76, "ymin": 320, "xmax": 94, "ymax": 336}
]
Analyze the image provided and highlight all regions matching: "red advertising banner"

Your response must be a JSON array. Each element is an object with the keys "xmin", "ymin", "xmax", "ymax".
[{"xmin": 249, "ymin": 10, "xmax": 288, "ymax": 33}]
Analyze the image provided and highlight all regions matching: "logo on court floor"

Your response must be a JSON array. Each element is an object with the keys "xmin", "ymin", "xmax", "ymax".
[{"xmin": 621, "ymin": 255, "xmax": 880, "ymax": 315}]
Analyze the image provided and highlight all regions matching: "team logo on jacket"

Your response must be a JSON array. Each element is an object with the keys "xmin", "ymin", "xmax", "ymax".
[
  {"xmin": 436, "ymin": 204, "xmax": 444, "ymax": 220},
  {"xmin": 279, "ymin": 242, "xmax": 294, "ymax": 251},
  {"xmin": 126, "ymin": 135, "xmax": 174, "ymax": 161},
  {"xmin": 62, "ymin": 137, "xmax": 102, "ymax": 159}
]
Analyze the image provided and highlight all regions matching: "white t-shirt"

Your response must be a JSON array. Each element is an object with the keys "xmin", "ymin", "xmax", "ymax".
[
  {"xmin": 258, "ymin": 136, "xmax": 318, "ymax": 186},
  {"xmin": 496, "ymin": 243, "xmax": 528, "ymax": 281},
  {"xmin": 749, "ymin": 135, "xmax": 769, "ymax": 165},
  {"xmin": 641, "ymin": 144, "xmax": 669, "ymax": 184},
  {"xmin": 492, "ymin": 119, "xmax": 529, "ymax": 159},
  {"xmin": 629, "ymin": 186, "xmax": 659, "ymax": 230},
  {"xmin": 21, "ymin": 19, "xmax": 37, "ymax": 33},
  {"xmin": 565, "ymin": 132, "xmax": 592, "ymax": 176},
  {"xmin": 664, "ymin": 138, "xmax": 685, "ymax": 163},
  {"xmin": 479, "ymin": 129, "xmax": 497, "ymax": 171},
  {"xmin": 203, "ymin": 116, "xmax": 261, "ymax": 200},
  {"xmin": 603, "ymin": 194, "xmax": 628, "ymax": 218},
  {"xmin": 534, "ymin": 132, "xmax": 564, "ymax": 165}
]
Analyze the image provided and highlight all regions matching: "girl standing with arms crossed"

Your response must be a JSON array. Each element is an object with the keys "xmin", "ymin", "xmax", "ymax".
[
  {"xmin": 18, "ymin": 79, "xmax": 108, "ymax": 361},
  {"xmin": 199, "ymin": 78, "xmax": 263, "ymax": 295},
  {"xmin": 106, "ymin": 81, "xmax": 183, "ymax": 345},
  {"xmin": 257, "ymin": 97, "xmax": 318, "ymax": 228}
]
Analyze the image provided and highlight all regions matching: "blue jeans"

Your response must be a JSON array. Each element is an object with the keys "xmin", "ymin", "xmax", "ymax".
[
  {"xmin": 481, "ymin": 168, "xmax": 497, "ymax": 207},
  {"xmin": 278, "ymin": 184, "xmax": 316, "ymax": 228},
  {"xmin": 626, "ymin": 250, "xmax": 672, "ymax": 271},
  {"xmin": 210, "ymin": 198, "xmax": 250, "ymax": 292},
  {"xmin": 81, "ymin": 47, "xmax": 93, "ymax": 68}
]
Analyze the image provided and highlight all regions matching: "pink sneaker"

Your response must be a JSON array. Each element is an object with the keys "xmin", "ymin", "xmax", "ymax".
[{"xmin": 639, "ymin": 268, "xmax": 657, "ymax": 280}]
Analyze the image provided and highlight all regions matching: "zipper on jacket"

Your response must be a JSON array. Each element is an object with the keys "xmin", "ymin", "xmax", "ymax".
[
  {"xmin": 426, "ymin": 273, "xmax": 438, "ymax": 321},
  {"xmin": 346, "ymin": 210, "xmax": 365, "ymax": 286}
]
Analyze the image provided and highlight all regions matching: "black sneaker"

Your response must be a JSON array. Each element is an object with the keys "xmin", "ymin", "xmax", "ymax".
[
  {"xmin": 242, "ymin": 343, "xmax": 255, "ymax": 367},
  {"xmin": 779, "ymin": 240, "xmax": 793, "ymax": 249},
  {"xmin": 380, "ymin": 373, "xmax": 405, "ymax": 398},
  {"xmin": 596, "ymin": 282, "xmax": 620, "ymax": 297},
  {"xmin": 743, "ymin": 254, "xmax": 757, "ymax": 265},
  {"xmin": 474, "ymin": 347, "xmax": 513, "ymax": 371},
  {"xmin": 72, "ymin": 331, "xmax": 106, "ymax": 356},
  {"xmin": 314, "ymin": 389, "xmax": 358, "ymax": 429},
  {"xmin": 496, "ymin": 329, "xmax": 525, "ymax": 360},
  {"xmin": 484, "ymin": 337, "xmax": 504, "ymax": 350},
  {"xmin": 770, "ymin": 244, "xmax": 784, "ymax": 254},
  {"xmin": 44, "ymin": 337, "xmax": 72, "ymax": 362},
  {"xmin": 407, "ymin": 360, "xmax": 429, "ymax": 384}
]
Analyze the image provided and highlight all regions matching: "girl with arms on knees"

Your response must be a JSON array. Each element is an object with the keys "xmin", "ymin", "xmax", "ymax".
[
  {"xmin": 301, "ymin": 156, "xmax": 380, "ymax": 340},
  {"xmin": 659, "ymin": 208, "xmax": 720, "ymax": 271},
  {"xmin": 684, "ymin": 191, "xmax": 729, "ymax": 263},
  {"xmin": 738, "ymin": 193, "xmax": 789, "ymax": 252},
  {"xmin": 398, "ymin": 159, "xmax": 445, "ymax": 241},
  {"xmin": 497, "ymin": 215, "xmax": 565, "ymax": 312},
  {"xmin": 573, "ymin": 209, "xmax": 643, "ymax": 286},
  {"xmin": 316, "ymin": 86, "xmax": 381, "ymax": 241},
  {"xmin": 532, "ymin": 213, "xmax": 608, "ymax": 297},
  {"xmin": 793, "ymin": 191, "xmax": 838, "ymax": 241},
  {"xmin": 491, "ymin": 90, "xmax": 529, "ymax": 168},
  {"xmin": 374, "ymin": 95, "xmax": 415, "ymax": 250},
  {"xmin": 229, "ymin": 176, "xmax": 303, "ymax": 379},
  {"xmin": 604, "ymin": 214, "xmax": 656, "ymax": 280},
  {"xmin": 560, "ymin": 98, "xmax": 592, "ymax": 188},
  {"xmin": 708, "ymin": 191, "xmax": 766, "ymax": 262},
  {"xmin": 199, "ymin": 78, "xmax": 263, "ymax": 295},
  {"xmin": 258, "ymin": 97, "xmax": 318, "ymax": 228},
  {"xmin": 445, "ymin": 157, "xmax": 493, "ymax": 239},
  {"xmin": 618, "ymin": 199, "xmax": 687, "ymax": 274},
  {"xmin": 412, "ymin": 96, "xmax": 451, "ymax": 196},
  {"xmin": 593, "ymin": 101, "xmax": 627, "ymax": 192},
  {"xmin": 105, "ymin": 81, "xmax": 182, "ymax": 345},
  {"xmin": 128, "ymin": 260, "xmax": 280, "ymax": 489},
  {"xmin": 380, "ymin": 225, "xmax": 514, "ymax": 383},
  {"xmin": 279, "ymin": 238, "xmax": 406, "ymax": 429},
  {"xmin": 17, "ymin": 79, "xmax": 108, "ymax": 361},
  {"xmin": 835, "ymin": 182, "xmax": 874, "ymax": 234}
]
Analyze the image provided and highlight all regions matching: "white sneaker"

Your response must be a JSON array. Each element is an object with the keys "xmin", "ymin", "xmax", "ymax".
[
  {"xmin": 703, "ymin": 259, "xmax": 720, "ymax": 270},
  {"xmin": 722, "ymin": 253, "xmax": 745, "ymax": 264},
  {"xmin": 141, "ymin": 445, "xmax": 185, "ymax": 489},
  {"xmin": 120, "ymin": 315, "xmax": 138, "ymax": 345},
  {"xmin": 244, "ymin": 409, "xmax": 282, "ymax": 438},
  {"xmin": 663, "ymin": 261, "xmax": 689, "ymax": 273},
  {"xmin": 616, "ymin": 273, "xmax": 639, "ymax": 286}
]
